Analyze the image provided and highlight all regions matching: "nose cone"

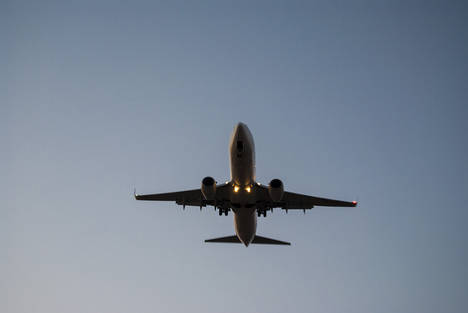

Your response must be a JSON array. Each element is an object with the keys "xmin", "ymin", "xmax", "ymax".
[
  {"xmin": 234, "ymin": 122, "xmax": 248, "ymax": 139},
  {"xmin": 233, "ymin": 122, "xmax": 254, "ymax": 143}
]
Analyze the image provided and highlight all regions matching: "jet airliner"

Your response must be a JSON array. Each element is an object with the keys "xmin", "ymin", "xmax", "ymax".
[{"xmin": 135, "ymin": 123, "xmax": 357, "ymax": 246}]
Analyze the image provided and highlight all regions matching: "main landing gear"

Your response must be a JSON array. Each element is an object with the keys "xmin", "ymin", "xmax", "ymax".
[{"xmin": 218, "ymin": 208, "xmax": 229, "ymax": 216}]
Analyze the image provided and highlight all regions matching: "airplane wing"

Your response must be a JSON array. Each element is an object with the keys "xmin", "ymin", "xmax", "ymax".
[
  {"xmin": 135, "ymin": 183, "xmax": 230, "ymax": 208},
  {"xmin": 281, "ymin": 191, "xmax": 357, "ymax": 208},
  {"xmin": 257, "ymin": 184, "xmax": 357, "ymax": 211}
]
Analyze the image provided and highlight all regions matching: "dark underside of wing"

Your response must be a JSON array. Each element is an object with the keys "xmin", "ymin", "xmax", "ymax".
[
  {"xmin": 134, "ymin": 183, "xmax": 230, "ymax": 208},
  {"xmin": 281, "ymin": 191, "xmax": 357, "ymax": 208},
  {"xmin": 135, "ymin": 188, "xmax": 204, "ymax": 205},
  {"xmin": 257, "ymin": 185, "xmax": 357, "ymax": 210}
]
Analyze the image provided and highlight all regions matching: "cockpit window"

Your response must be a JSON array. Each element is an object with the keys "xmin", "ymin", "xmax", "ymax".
[{"xmin": 236, "ymin": 140, "xmax": 244, "ymax": 152}]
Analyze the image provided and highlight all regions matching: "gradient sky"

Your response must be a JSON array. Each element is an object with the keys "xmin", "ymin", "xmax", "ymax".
[{"xmin": 2, "ymin": 1, "xmax": 468, "ymax": 313}]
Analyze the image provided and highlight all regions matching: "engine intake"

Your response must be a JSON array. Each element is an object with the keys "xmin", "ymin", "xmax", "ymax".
[
  {"xmin": 201, "ymin": 176, "xmax": 216, "ymax": 200},
  {"xmin": 268, "ymin": 179, "xmax": 284, "ymax": 202}
]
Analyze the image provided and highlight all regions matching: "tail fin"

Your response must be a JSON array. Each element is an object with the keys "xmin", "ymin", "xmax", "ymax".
[{"xmin": 205, "ymin": 235, "xmax": 290, "ymax": 246}]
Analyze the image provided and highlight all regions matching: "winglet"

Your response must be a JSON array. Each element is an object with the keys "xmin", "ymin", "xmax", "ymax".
[{"xmin": 134, "ymin": 188, "xmax": 137, "ymax": 199}]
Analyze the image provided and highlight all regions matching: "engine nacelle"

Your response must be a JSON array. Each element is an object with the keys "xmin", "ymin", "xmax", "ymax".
[
  {"xmin": 268, "ymin": 179, "xmax": 284, "ymax": 202},
  {"xmin": 201, "ymin": 176, "xmax": 216, "ymax": 200}
]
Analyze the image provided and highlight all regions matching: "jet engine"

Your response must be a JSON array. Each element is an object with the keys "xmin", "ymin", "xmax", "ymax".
[
  {"xmin": 268, "ymin": 179, "xmax": 284, "ymax": 202},
  {"xmin": 201, "ymin": 176, "xmax": 216, "ymax": 200}
]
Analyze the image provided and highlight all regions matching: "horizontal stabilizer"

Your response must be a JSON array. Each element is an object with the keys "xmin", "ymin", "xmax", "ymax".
[
  {"xmin": 205, "ymin": 235, "xmax": 241, "ymax": 243},
  {"xmin": 252, "ymin": 235, "xmax": 291, "ymax": 245},
  {"xmin": 205, "ymin": 235, "xmax": 290, "ymax": 245}
]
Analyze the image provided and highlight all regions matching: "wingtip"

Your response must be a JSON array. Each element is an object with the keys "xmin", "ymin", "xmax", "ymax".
[{"xmin": 352, "ymin": 200, "xmax": 358, "ymax": 207}]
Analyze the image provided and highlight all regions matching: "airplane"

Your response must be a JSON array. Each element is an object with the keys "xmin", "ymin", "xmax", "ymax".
[{"xmin": 135, "ymin": 122, "xmax": 357, "ymax": 246}]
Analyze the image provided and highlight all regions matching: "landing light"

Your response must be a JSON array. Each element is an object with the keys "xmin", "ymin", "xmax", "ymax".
[
  {"xmin": 234, "ymin": 186, "xmax": 240, "ymax": 193},
  {"xmin": 245, "ymin": 186, "xmax": 251, "ymax": 193}
]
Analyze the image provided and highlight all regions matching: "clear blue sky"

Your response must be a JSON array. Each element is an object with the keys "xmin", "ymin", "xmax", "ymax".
[{"xmin": 2, "ymin": 1, "xmax": 468, "ymax": 313}]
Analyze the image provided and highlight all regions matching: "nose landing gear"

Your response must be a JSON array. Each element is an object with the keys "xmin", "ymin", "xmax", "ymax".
[{"xmin": 257, "ymin": 210, "xmax": 267, "ymax": 217}]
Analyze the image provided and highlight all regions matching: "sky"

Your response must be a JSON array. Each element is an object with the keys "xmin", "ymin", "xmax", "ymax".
[{"xmin": 2, "ymin": 1, "xmax": 468, "ymax": 313}]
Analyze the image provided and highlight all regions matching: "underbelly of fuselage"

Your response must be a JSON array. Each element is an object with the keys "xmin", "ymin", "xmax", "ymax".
[
  {"xmin": 229, "ymin": 131, "xmax": 257, "ymax": 245},
  {"xmin": 233, "ymin": 207, "xmax": 257, "ymax": 246},
  {"xmin": 229, "ymin": 179, "xmax": 258, "ymax": 246}
]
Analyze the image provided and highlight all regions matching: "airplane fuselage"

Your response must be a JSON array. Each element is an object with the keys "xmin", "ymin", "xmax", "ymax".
[{"xmin": 229, "ymin": 123, "xmax": 257, "ymax": 246}]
